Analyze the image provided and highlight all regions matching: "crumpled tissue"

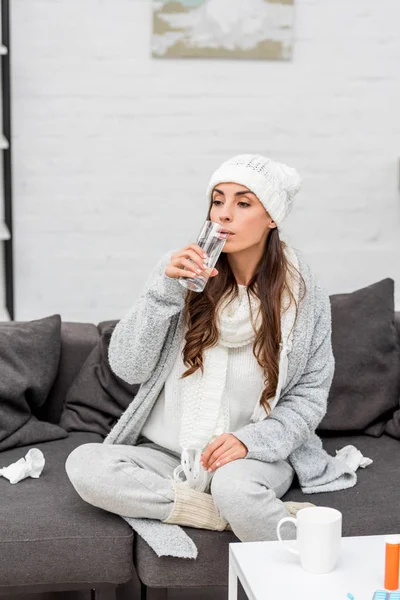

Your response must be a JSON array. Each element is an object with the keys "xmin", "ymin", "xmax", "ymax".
[
  {"xmin": 336, "ymin": 444, "xmax": 373, "ymax": 472},
  {"xmin": 0, "ymin": 448, "xmax": 45, "ymax": 484}
]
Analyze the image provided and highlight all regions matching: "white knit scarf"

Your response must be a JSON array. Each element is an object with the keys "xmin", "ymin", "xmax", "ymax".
[{"xmin": 173, "ymin": 246, "xmax": 300, "ymax": 492}]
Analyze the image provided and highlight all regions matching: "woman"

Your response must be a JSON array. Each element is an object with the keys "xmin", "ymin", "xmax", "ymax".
[{"xmin": 66, "ymin": 154, "xmax": 352, "ymax": 560}]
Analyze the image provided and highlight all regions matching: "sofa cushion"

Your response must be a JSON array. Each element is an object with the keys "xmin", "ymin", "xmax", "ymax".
[
  {"xmin": 135, "ymin": 526, "xmax": 238, "ymax": 589},
  {"xmin": 384, "ymin": 408, "xmax": 400, "ymax": 439},
  {"xmin": 319, "ymin": 279, "xmax": 400, "ymax": 432},
  {"xmin": 134, "ymin": 433, "xmax": 400, "ymax": 588},
  {"xmin": 285, "ymin": 433, "xmax": 400, "ymax": 536},
  {"xmin": 60, "ymin": 323, "xmax": 139, "ymax": 437},
  {"xmin": 36, "ymin": 323, "xmax": 100, "ymax": 425},
  {"xmin": 0, "ymin": 432, "xmax": 133, "ymax": 586},
  {"xmin": 0, "ymin": 315, "xmax": 68, "ymax": 451},
  {"xmin": 396, "ymin": 312, "xmax": 400, "ymax": 339},
  {"xmin": 383, "ymin": 312, "xmax": 400, "ymax": 439}
]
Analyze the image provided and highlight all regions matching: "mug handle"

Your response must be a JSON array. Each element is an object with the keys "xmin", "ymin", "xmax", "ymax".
[{"xmin": 276, "ymin": 517, "xmax": 300, "ymax": 555}]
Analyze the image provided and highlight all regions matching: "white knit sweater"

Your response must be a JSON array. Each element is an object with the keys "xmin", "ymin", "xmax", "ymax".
[
  {"xmin": 142, "ymin": 340, "xmax": 265, "ymax": 454},
  {"xmin": 142, "ymin": 285, "xmax": 265, "ymax": 453}
]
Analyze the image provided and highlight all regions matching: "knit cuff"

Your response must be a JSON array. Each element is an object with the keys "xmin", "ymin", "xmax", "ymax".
[
  {"xmin": 143, "ymin": 249, "xmax": 187, "ymax": 307},
  {"xmin": 163, "ymin": 483, "xmax": 228, "ymax": 531},
  {"xmin": 231, "ymin": 428, "xmax": 256, "ymax": 459}
]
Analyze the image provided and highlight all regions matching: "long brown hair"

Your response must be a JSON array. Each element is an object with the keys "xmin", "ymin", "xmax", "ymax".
[{"xmin": 180, "ymin": 222, "xmax": 306, "ymax": 414}]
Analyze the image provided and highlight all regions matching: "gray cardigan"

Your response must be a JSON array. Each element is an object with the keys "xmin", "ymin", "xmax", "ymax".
[{"xmin": 104, "ymin": 249, "xmax": 357, "ymax": 559}]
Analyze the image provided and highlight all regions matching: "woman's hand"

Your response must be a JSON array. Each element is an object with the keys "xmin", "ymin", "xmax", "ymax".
[
  {"xmin": 201, "ymin": 434, "xmax": 248, "ymax": 472},
  {"xmin": 165, "ymin": 244, "xmax": 218, "ymax": 280}
]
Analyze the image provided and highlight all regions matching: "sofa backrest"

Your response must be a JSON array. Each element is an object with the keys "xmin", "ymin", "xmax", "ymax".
[{"xmin": 39, "ymin": 312, "xmax": 400, "ymax": 425}]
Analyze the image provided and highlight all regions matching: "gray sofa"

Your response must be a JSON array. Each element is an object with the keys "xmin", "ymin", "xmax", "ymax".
[{"xmin": 0, "ymin": 314, "xmax": 399, "ymax": 599}]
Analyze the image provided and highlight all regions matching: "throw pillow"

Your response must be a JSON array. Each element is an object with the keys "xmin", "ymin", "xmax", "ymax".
[
  {"xmin": 318, "ymin": 278, "xmax": 400, "ymax": 432},
  {"xmin": 382, "ymin": 312, "xmax": 400, "ymax": 439},
  {"xmin": 0, "ymin": 314, "xmax": 68, "ymax": 451},
  {"xmin": 60, "ymin": 323, "xmax": 140, "ymax": 437},
  {"xmin": 384, "ymin": 408, "xmax": 400, "ymax": 439}
]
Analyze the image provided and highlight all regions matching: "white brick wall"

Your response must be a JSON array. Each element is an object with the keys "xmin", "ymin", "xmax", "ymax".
[{"xmin": 11, "ymin": 0, "xmax": 400, "ymax": 322}]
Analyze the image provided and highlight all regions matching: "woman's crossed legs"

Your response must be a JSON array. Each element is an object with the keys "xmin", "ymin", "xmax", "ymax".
[{"xmin": 65, "ymin": 440, "xmax": 294, "ymax": 541}]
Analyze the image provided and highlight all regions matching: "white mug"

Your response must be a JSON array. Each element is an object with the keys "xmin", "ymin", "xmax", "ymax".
[{"xmin": 276, "ymin": 506, "xmax": 342, "ymax": 574}]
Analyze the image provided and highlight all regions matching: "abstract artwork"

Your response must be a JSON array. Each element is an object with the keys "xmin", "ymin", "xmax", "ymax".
[{"xmin": 152, "ymin": 0, "xmax": 295, "ymax": 61}]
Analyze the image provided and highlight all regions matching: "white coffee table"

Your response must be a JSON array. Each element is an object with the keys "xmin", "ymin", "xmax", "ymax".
[{"xmin": 229, "ymin": 534, "xmax": 396, "ymax": 600}]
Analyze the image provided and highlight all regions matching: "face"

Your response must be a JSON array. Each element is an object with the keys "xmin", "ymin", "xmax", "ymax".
[{"xmin": 209, "ymin": 182, "xmax": 277, "ymax": 253}]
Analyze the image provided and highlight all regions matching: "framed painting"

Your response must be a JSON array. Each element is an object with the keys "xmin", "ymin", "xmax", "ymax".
[{"xmin": 152, "ymin": 0, "xmax": 295, "ymax": 60}]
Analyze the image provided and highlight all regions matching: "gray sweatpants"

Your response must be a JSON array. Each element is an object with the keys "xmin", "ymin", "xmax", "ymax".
[{"xmin": 65, "ymin": 438, "xmax": 294, "ymax": 542}]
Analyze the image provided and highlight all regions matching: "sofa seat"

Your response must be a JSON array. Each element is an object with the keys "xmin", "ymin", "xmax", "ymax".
[
  {"xmin": 0, "ymin": 432, "xmax": 134, "ymax": 588},
  {"xmin": 285, "ymin": 433, "xmax": 400, "ymax": 536},
  {"xmin": 134, "ymin": 433, "xmax": 400, "ymax": 588}
]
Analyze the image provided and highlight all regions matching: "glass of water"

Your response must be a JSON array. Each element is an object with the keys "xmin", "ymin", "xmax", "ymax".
[{"xmin": 178, "ymin": 221, "xmax": 229, "ymax": 293}]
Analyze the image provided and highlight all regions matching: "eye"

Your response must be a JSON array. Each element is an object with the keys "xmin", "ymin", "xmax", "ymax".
[
  {"xmin": 239, "ymin": 201, "xmax": 250, "ymax": 207},
  {"xmin": 212, "ymin": 199, "xmax": 223, "ymax": 205}
]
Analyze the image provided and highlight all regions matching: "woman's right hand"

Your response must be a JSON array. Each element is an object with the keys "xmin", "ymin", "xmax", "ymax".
[{"xmin": 165, "ymin": 244, "xmax": 219, "ymax": 279}]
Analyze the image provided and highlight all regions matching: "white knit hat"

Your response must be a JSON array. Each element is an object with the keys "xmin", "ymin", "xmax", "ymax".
[{"xmin": 206, "ymin": 154, "xmax": 302, "ymax": 227}]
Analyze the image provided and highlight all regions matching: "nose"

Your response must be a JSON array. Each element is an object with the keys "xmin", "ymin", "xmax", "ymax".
[{"xmin": 219, "ymin": 209, "xmax": 232, "ymax": 223}]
